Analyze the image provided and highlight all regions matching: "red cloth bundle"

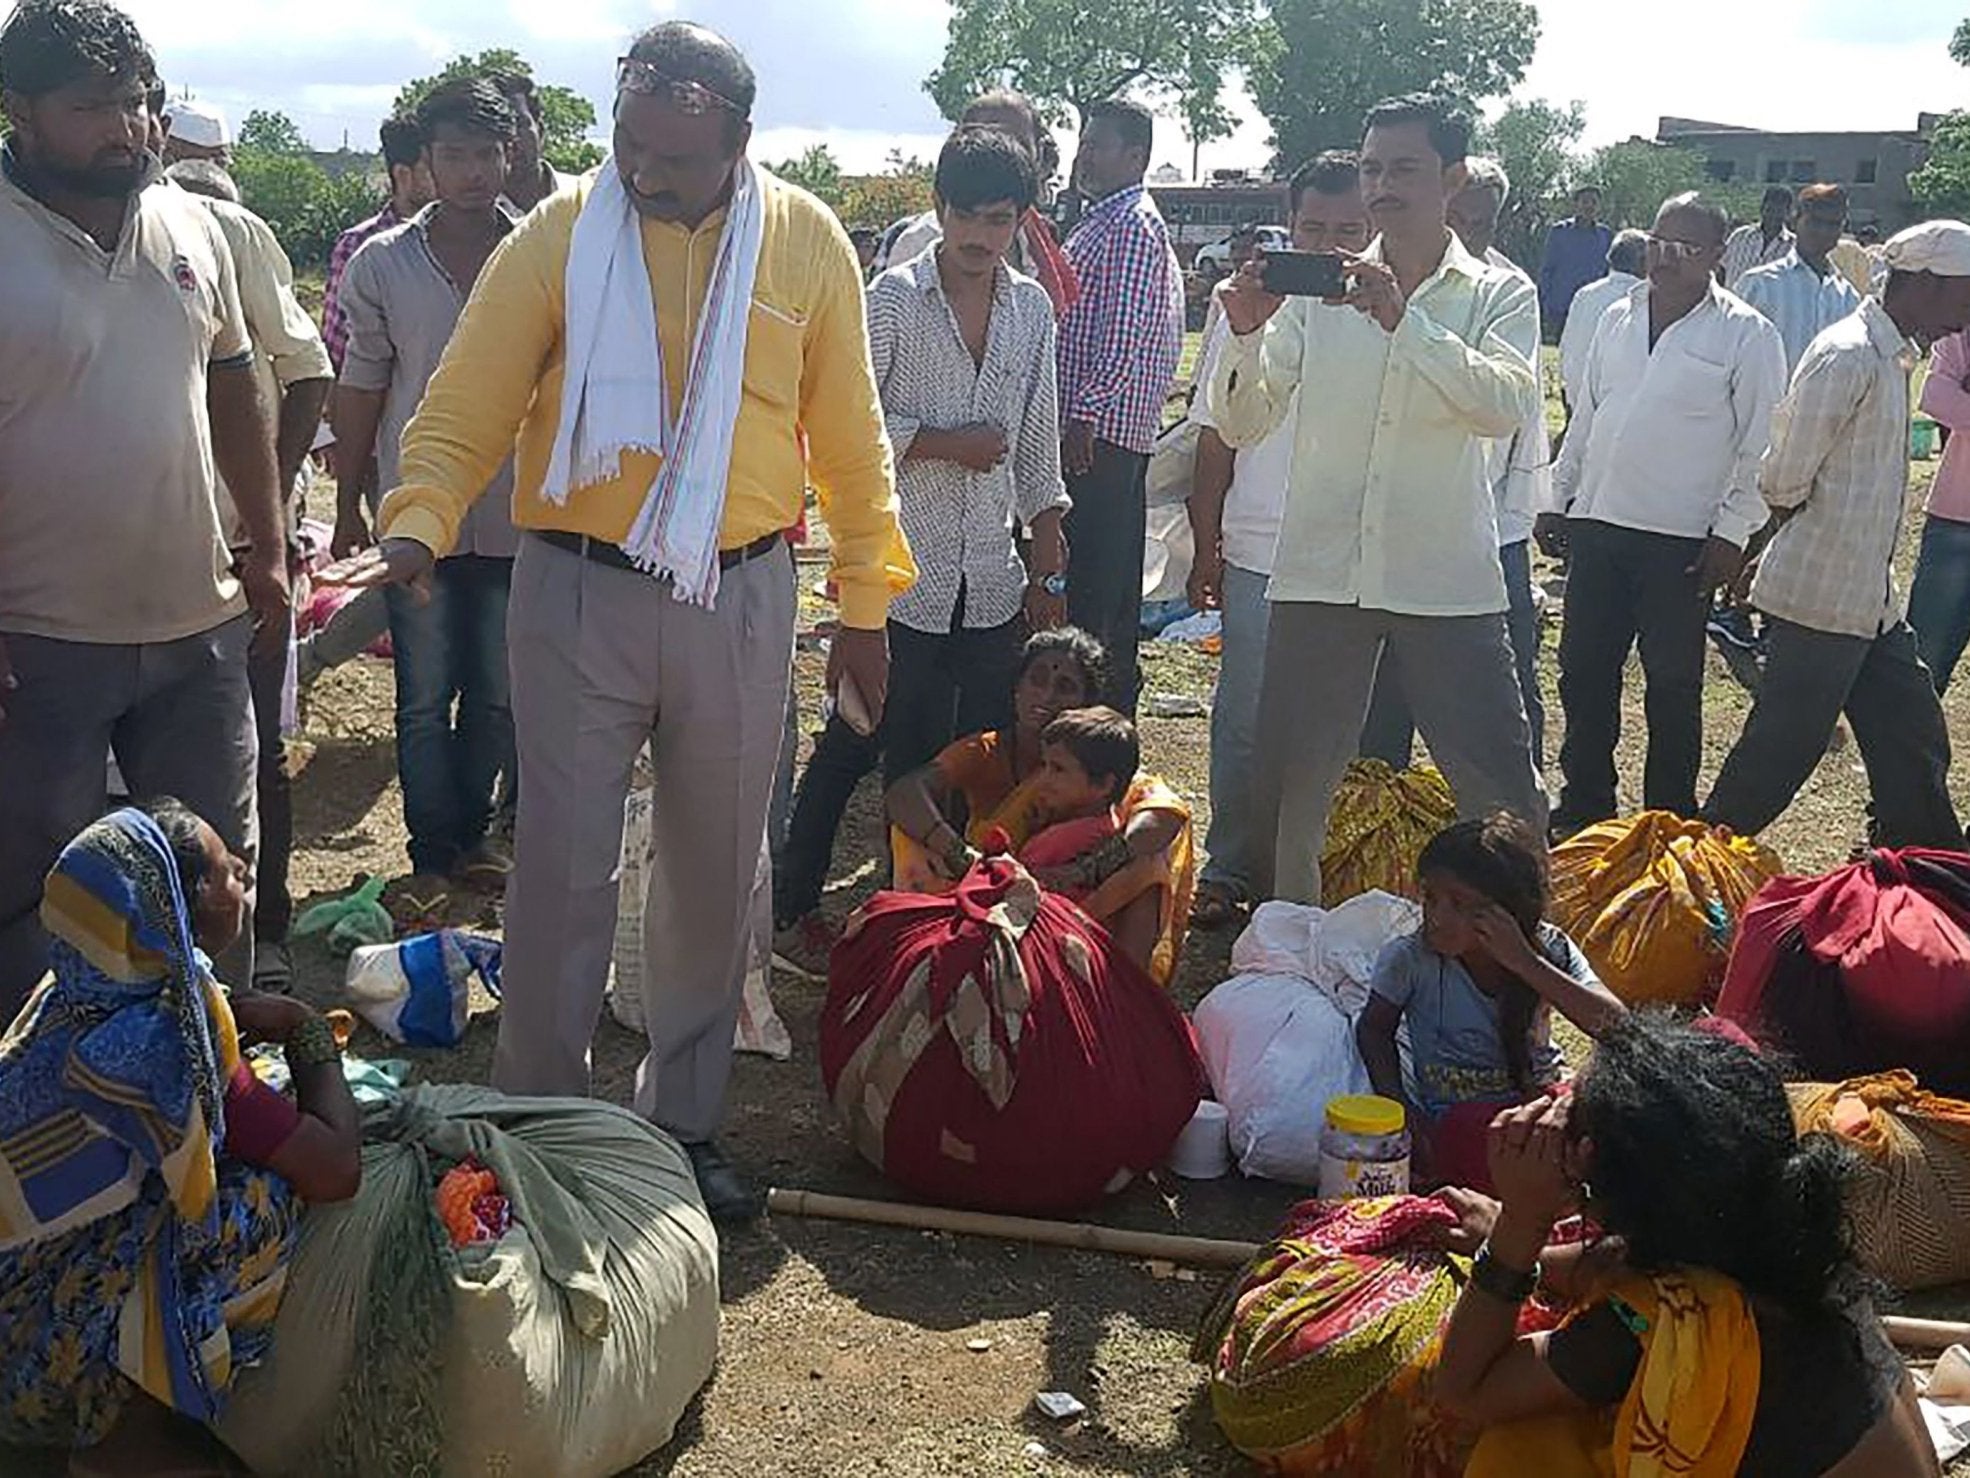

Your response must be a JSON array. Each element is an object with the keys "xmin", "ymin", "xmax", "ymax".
[
  {"xmin": 1718, "ymin": 849, "xmax": 1970, "ymax": 1096},
  {"xmin": 820, "ymin": 855, "xmax": 1205, "ymax": 1214}
]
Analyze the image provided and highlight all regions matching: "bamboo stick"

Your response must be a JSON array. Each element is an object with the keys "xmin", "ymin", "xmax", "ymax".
[
  {"xmin": 1883, "ymin": 1315, "xmax": 1970, "ymax": 1352},
  {"xmin": 766, "ymin": 1190, "xmax": 1970, "ymax": 1354},
  {"xmin": 765, "ymin": 1187, "xmax": 1261, "ymax": 1269}
]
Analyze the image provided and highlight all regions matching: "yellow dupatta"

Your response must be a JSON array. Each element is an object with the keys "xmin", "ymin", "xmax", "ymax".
[
  {"xmin": 1464, "ymin": 1269, "xmax": 1762, "ymax": 1478},
  {"xmin": 892, "ymin": 743, "xmax": 1195, "ymax": 986},
  {"xmin": 1078, "ymin": 773, "xmax": 1194, "ymax": 987}
]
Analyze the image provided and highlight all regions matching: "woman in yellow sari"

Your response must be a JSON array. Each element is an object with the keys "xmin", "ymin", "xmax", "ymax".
[
  {"xmin": 1429, "ymin": 1016, "xmax": 1934, "ymax": 1478},
  {"xmin": 886, "ymin": 628, "xmax": 1195, "ymax": 985}
]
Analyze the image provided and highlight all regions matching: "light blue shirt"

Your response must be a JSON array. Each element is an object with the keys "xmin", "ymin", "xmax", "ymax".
[
  {"xmin": 1736, "ymin": 250, "xmax": 1863, "ymax": 374},
  {"xmin": 1370, "ymin": 925, "xmax": 1592, "ymax": 1117}
]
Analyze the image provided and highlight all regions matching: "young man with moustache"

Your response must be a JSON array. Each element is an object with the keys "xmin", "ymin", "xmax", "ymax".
[
  {"xmin": 1212, "ymin": 93, "xmax": 1545, "ymax": 905},
  {"xmin": 332, "ymin": 78, "xmax": 527, "ymax": 909}
]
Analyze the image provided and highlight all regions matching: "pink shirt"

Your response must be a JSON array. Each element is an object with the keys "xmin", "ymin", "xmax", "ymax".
[{"xmin": 1921, "ymin": 331, "xmax": 1970, "ymax": 524}]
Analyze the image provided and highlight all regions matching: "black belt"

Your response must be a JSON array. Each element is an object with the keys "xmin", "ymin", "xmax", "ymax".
[{"xmin": 535, "ymin": 528, "xmax": 782, "ymax": 575}]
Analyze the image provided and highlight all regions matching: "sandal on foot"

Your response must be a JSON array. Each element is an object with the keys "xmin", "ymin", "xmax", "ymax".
[{"xmin": 1190, "ymin": 884, "xmax": 1244, "ymax": 930}]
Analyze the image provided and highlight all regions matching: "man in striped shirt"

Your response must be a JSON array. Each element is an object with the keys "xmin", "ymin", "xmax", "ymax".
[
  {"xmin": 1736, "ymin": 183, "xmax": 1861, "ymax": 373},
  {"xmin": 1059, "ymin": 98, "xmax": 1183, "ymax": 714},
  {"xmin": 1721, "ymin": 186, "xmax": 1795, "ymax": 290},
  {"xmin": 1704, "ymin": 222, "xmax": 1970, "ymax": 849}
]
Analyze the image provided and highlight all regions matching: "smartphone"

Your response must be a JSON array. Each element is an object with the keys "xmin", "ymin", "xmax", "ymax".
[{"xmin": 1260, "ymin": 250, "xmax": 1347, "ymax": 298}]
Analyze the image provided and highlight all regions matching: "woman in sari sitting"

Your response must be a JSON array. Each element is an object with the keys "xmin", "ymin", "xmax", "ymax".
[
  {"xmin": 886, "ymin": 629, "xmax": 1194, "ymax": 984},
  {"xmin": 0, "ymin": 802, "xmax": 361, "ymax": 1476},
  {"xmin": 1434, "ymin": 1015, "xmax": 1935, "ymax": 1477}
]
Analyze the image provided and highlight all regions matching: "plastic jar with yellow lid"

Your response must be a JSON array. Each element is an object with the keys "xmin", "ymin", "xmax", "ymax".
[{"xmin": 1317, "ymin": 1094, "xmax": 1410, "ymax": 1199}]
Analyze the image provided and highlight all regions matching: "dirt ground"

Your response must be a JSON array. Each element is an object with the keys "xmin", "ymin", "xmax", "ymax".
[
  {"xmin": 14, "ymin": 296, "xmax": 1963, "ymax": 1475},
  {"xmin": 246, "ymin": 440, "xmax": 1970, "ymax": 1478}
]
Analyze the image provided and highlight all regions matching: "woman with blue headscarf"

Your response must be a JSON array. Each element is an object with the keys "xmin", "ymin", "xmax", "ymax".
[{"xmin": 0, "ymin": 801, "xmax": 360, "ymax": 1473}]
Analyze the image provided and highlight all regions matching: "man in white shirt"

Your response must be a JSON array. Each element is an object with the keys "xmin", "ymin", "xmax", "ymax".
[
  {"xmin": 1722, "ymin": 186, "xmax": 1796, "ymax": 289},
  {"xmin": 1185, "ymin": 152, "xmax": 1369, "ymax": 923},
  {"xmin": 1704, "ymin": 223, "xmax": 1970, "ymax": 849},
  {"xmin": 1546, "ymin": 194, "xmax": 1785, "ymax": 830},
  {"xmin": 1212, "ymin": 94, "xmax": 1544, "ymax": 904},
  {"xmin": 1559, "ymin": 229, "xmax": 1647, "ymax": 410},
  {"xmin": 1361, "ymin": 155, "xmax": 1551, "ymax": 775}
]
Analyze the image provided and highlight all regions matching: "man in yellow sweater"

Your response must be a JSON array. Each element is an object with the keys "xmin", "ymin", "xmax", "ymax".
[{"xmin": 326, "ymin": 21, "xmax": 913, "ymax": 1221}]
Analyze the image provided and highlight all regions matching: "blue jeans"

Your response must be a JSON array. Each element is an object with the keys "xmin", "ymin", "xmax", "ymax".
[
  {"xmin": 386, "ymin": 555, "xmax": 514, "ymax": 875},
  {"xmin": 1201, "ymin": 562, "xmax": 1272, "ymax": 899},
  {"xmin": 1907, "ymin": 513, "xmax": 1970, "ymax": 694}
]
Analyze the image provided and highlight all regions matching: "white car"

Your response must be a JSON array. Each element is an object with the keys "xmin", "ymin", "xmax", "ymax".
[{"xmin": 1193, "ymin": 224, "xmax": 1290, "ymax": 281}]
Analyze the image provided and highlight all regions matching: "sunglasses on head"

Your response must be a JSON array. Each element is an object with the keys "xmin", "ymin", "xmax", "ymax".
[{"xmin": 615, "ymin": 57, "xmax": 745, "ymax": 117}]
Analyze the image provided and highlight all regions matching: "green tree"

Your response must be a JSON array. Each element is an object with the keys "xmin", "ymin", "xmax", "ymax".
[
  {"xmin": 770, "ymin": 143, "xmax": 847, "ymax": 210},
  {"xmin": 1580, "ymin": 138, "xmax": 1757, "ymax": 232},
  {"xmin": 1248, "ymin": 0, "xmax": 1539, "ymax": 168},
  {"xmin": 395, "ymin": 49, "xmax": 602, "ymax": 172},
  {"xmin": 1911, "ymin": 111, "xmax": 1970, "ymax": 218},
  {"xmin": 232, "ymin": 149, "xmax": 330, "ymax": 248},
  {"xmin": 841, "ymin": 152, "xmax": 935, "ymax": 229},
  {"xmin": 236, "ymin": 108, "xmax": 308, "ymax": 155},
  {"xmin": 1911, "ymin": 23, "xmax": 1970, "ymax": 216},
  {"xmin": 1477, "ymin": 98, "xmax": 1585, "ymax": 267},
  {"xmin": 925, "ymin": 0, "xmax": 1260, "ymax": 128}
]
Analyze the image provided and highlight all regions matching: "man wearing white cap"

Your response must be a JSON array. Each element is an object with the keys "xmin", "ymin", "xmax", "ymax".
[
  {"xmin": 161, "ymin": 95, "xmax": 229, "ymax": 164},
  {"xmin": 1704, "ymin": 220, "xmax": 1970, "ymax": 848}
]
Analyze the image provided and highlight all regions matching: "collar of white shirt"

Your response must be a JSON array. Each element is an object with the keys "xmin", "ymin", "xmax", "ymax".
[{"xmin": 1359, "ymin": 227, "xmax": 1494, "ymax": 300}]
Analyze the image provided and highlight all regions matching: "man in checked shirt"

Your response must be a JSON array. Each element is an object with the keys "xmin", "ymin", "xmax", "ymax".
[
  {"xmin": 1059, "ymin": 98, "xmax": 1183, "ymax": 715},
  {"xmin": 1705, "ymin": 221, "xmax": 1970, "ymax": 849}
]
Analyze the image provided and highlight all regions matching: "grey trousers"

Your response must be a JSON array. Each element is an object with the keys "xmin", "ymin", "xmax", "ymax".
[
  {"xmin": 1254, "ymin": 602, "xmax": 1547, "ymax": 904},
  {"xmin": 1703, "ymin": 618, "xmax": 1962, "ymax": 849},
  {"xmin": 0, "ymin": 616, "xmax": 258, "ymax": 1023},
  {"xmin": 1361, "ymin": 539, "xmax": 1546, "ymax": 773},
  {"xmin": 492, "ymin": 534, "xmax": 795, "ymax": 1143}
]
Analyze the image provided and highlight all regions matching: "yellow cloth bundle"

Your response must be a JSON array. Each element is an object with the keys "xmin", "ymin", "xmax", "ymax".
[
  {"xmin": 1319, "ymin": 760, "xmax": 1456, "ymax": 907},
  {"xmin": 1550, "ymin": 812, "xmax": 1781, "ymax": 1006}
]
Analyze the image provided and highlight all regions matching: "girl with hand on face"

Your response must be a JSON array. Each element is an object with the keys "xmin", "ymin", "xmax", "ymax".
[{"xmin": 1354, "ymin": 814, "xmax": 1625, "ymax": 1190}]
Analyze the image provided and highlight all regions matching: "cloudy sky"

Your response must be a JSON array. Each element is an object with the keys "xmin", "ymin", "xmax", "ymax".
[{"xmin": 80, "ymin": 0, "xmax": 1970, "ymax": 171}]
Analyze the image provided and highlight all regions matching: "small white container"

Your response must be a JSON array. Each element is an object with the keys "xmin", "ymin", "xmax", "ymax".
[{"xmin": 1169, "ymin": 1099, "xmax": 1233, "ymax": 1179}]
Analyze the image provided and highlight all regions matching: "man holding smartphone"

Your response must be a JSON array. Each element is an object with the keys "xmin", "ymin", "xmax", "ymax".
[
  {"xmin": 1210, "ymin": 93, "xmax": 1545, "ymax": 905},
  {"xmin": 1184, "ymin": 152, "xmax": 1370, "ymax": 927}
]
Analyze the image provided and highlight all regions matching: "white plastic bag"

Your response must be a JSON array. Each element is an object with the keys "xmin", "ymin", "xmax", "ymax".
[
  {"xmin": 345, "ymin": 929, "xmax": 501, "ymax": 1048},
  {"xmin": 1195, "ymin": 894, "xmax": 1418, "ymax": 1184},
  {"xmin": 607, "ymin": 763, "xmax": 793, "ymax": 1061}
]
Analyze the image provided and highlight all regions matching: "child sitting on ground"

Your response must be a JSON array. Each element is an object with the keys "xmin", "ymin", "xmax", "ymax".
[
  {"xmin": 1019, "ymin": 707, "xmax": 1183, "ymax": 978},
  {"xmin": 1353, "ymin": 813, "xmax": 1626, "ymax": 1192}
]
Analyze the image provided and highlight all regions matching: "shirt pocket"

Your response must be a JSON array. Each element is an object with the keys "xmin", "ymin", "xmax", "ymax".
[
  {"xmin": 742, "ymin": 297, "xmax": 806, "ymax": 412},
  {"xmin": 1665, "ymin": 353, "xmax": 1732, "ymax": 415}
]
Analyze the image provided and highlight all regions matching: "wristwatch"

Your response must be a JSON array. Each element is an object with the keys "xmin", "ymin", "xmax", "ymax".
[
  {"xmin": 1030, "ymin": 572, "xmax": 1068, "ymax": 598},
  {"xmin": 1471, "ymin": 1240, "xmax": 1542, "ymax": 1303}
]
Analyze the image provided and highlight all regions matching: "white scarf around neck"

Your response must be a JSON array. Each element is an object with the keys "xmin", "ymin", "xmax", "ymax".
[{"xmin": 543, "ymin": 155, "xmax": 766, "ymax": 607}]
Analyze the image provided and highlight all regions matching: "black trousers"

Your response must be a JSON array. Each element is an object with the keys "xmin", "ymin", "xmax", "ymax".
[
  {"xmin": 1704, "ymin": 618, "xmax": 1962, "ymax": 849},
  {"xmin": 1065, "ymin": 440, "xmax": 1149, "ymax": 716},
  {"xmin": 774, "ymin": 612, "xmax": 1023, "ymax": 925},
  {"xmin": 246, "ymin": 622, "xmax": 293, "ymax": 942},
  {"xmin": 1556, "ymin": 520, "xmax": 1709, "ymax": 824}
]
